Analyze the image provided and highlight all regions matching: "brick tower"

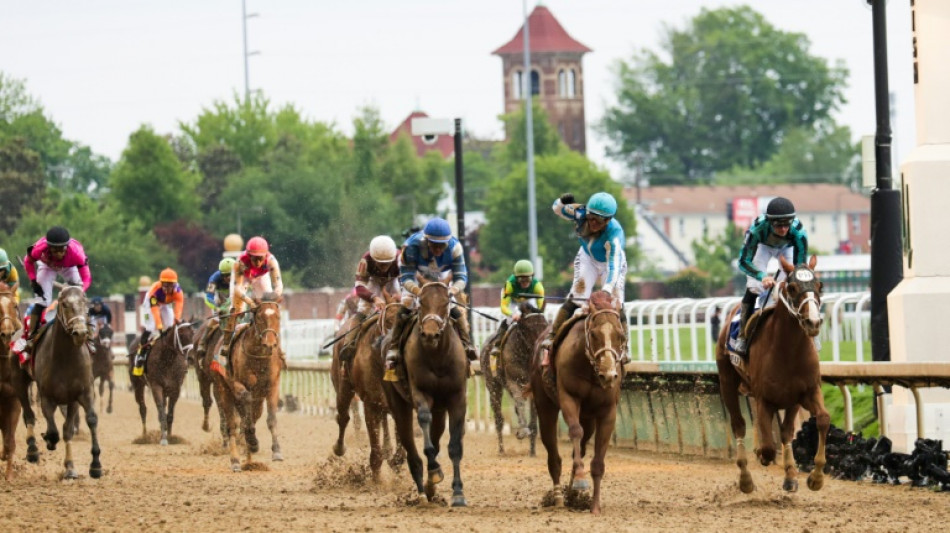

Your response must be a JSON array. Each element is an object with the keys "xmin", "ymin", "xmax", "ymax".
[{"xmin": 492, "ymin": 5, "xmax": 591, "ymax": 154}]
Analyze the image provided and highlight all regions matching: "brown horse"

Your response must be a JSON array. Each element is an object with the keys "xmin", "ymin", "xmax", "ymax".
[
  {"xmin": 479, "ymin": 303, "xmax": 547, "ymax": 456},
  {"xmin": 0, "ymin": 288, "xmax": 23, "ymax": 480},
  {"xmin": 128, "ymin": 322, "xmax": 195, "ymax": 446},
  {"xmin": 91, "ymin": 323, "xmax": 115, "ymax": 414},
  {"xmin": 212, "ymin": 293, "xmax": 283, "ymax": 471},
  {"xmin": 191, "ymin": 319, "xmax": 222, "ymax": 432},
  {"xmin": 383, "ymin": 282, "xmax": 469, "ymax": 506},
  {"xmin": 331, "ymin": 294, "xmax": 403, "ymax": 481},
  {"xmin": 529, "ymin": 292, "xmax": 625, "ymax": 515},
  {"xmin": 716, "ymin": 255, "xmax": 829, "ymax": 494},
  {"xmin": 31, "ymin": 285, "xmax": 102, "ymax": 479}
]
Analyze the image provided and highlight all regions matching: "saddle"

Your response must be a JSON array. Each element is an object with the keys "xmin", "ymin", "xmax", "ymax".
[{"xmin": 726, "ymin": 306, "xmax": 776, "ymax": 393}]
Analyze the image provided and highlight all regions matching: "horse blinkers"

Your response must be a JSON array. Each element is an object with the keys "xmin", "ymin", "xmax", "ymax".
[
  {"xmin": 784, "ymin": 268, "xmax": 823, "ymax": 337},
  {"xmin": 417, "ymin": 283, "xmax": 450, "ymax": 344},
  {"xmin": 585, "ymin": 310, "xmax": 624, "ymax": 388}
]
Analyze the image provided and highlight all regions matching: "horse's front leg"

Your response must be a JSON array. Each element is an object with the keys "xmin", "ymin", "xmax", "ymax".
[
  {"xmin": 77, "ymin": 389, "xmax": 102, "ymax": 479},
  {"xmin": 266, "ymin": 382, "xmax": 283, "ymax": 462},
  {"xmin": 133, "ymin": 380, "xmax": 148, "ymax": 437},
  {"xmin": 802, "ymin": 390, "xmax": 830, "ymax": 491},
  {"xmin": 559, "ymin": 394, "xmax": 588, "ymax": 492},
  {"xmin": 15, "ymin": 375, "xmax": 39, "ymax": 463},
  {"xmin": 198, "ymin": 367, "xmax": 213, "ymax": 431},
  {"xmin": 60, "ymin": 401, "xmax": 79, "ymax": 479},
  {"xmin": 508, "ymin": 382, "xmax": 532, "ymax": 441},
  {"xmin": 754, "ymin": 399, "xmax": 778, "ymax": 466},
  {"xmin": 106, "ymin": 369, "xmax": 114, "ymax": 414},
  {"xmin": 590, "ymin": 408, "xmax": 617, "ymax": 515},
  {"xmin": 414, "ymin": 393, "xmax": 442, "ymax": 499},
  {"xmin": 150, "ymin": 385, "xmax": 169, "ymax": 446},
  {"xmin": 166, "ymin": 388, "xmax": 182, "ymax": 444},
  {"xmin": 779, "ymin": 406, "xmax": 801, "ymax": 492},
  {"xmin": 447, "ymin": 391, "xmax": 467, "ymax": 507},
  {"xmin": 333, "ymin": 375, "xmax": 355, "ymax": 457},
  {"xmin": 487, "ymin": 375, "xmax": 506, "ymax": 454},
  {"xmin": 716, "ymin": 359, "xmax": 753, "ymax": 493}
]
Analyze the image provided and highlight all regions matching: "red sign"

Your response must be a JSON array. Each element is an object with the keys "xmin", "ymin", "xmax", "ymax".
[{"xmin": 732, "ymin": 197, "xmax": 759, "ymax": 229}]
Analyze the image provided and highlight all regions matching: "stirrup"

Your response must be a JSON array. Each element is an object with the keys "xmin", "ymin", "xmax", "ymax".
[
  {"xmin": 383, "ymin": 350, "xmax": 399, "ymax": 382},
  {"xmin": 733, "ymin": 337, "xmax": 748, "ymax": 356}
]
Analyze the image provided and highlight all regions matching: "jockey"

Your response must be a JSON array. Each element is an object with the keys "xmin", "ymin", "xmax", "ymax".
[
  {"xmin": 541, "ymin": 192, "xmax": 628, "ymax": 367},
  {"xmin": 194, "ymin": 257, "xmax": 236, "ymax": 361},
  {"xmin": 88, "ymin": 296, "xmax": 112, "ymax": 329},
  {"xmin": 732, "ymin": 197, "xmax": 809, "ymax": 356},
  {"xmin": 488, "ymin": 260, "xmax": 545, "ymax": 371},
  {"xmin": 11, "ymin": 303, "xmax": 49, "ymax": 368},
  {"xmin": 132, "ymin": 268, "xmax": 184, "ymax": 376},
  {"xmin": 383, "ymin": 217, "xmax": 477, "ymax": 377},
  {"xmin": 0, "ymin": 248, "xmax": 20, "ymax": 303},
  {"xmin": 338, "ymin": 235, "xmax": 400, "ymax": 363},
  {"xmin": 21, "ymin": 226, "xmax": 92, "ymax": 362},
  {"xmin": 213, "ymin": 236, "xmax": 284, "ymax": 373},
  {"xmin": 335, "ymin": 288, "xmax": 359, "ymax": 329}
]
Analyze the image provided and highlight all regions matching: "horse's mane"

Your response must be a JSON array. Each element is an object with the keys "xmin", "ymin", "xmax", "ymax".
[
  {"xmin": 260, "ymin": 292, "xmax": 280, "ymax": 303},
  {"xmin": 589, "ymin": 291, "xmax": 613, "ymax": 311}
]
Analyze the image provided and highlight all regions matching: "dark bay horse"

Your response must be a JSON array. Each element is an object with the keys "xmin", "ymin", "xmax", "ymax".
[
  {"xmin": 716, "ymin": 255, "xmax": 829, "ymax": 494},
  {"xmin": 31, "ymin": 285, "xmax": 102, "ymax": 479},
  {"xmin": 383, "ymin": 282, "xmax": 468, "ymax": 506},
  {"xmin": 529, "ymin": 292, "xmax": 625, "ymax": 515},
  {"xmin": 191, "ymin": 319, "xmax": 222, "ymax": 432},
  {"xmin": 129, "ymin": 322, "xmax": 195, "ymax": 446},
  {"xmin": 91, "ymin": 323, "xmax": 115, "ymax": 414},
  {"xmin": 331, "ymin": 294, "xmax": 402, "ymax": 481},
  {"xmin": 212, "ymin": 293, "xmax": 283, "ymax": 471},
  {"xmin": 0, "ymin": 288, "xmax": 23, "ymax": 480},
  {"xmin": 479, "ymin": 303, "xmax": 547, "ymax": 455}
]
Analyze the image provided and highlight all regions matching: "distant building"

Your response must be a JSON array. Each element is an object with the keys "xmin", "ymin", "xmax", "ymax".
[
  {"xmin": 493, "ymin": 5, "xmax": 590, "ymax": 154},
  {"xmin": 625, "ymin": 184, "xmax": 871, "ymax": 273},
  {"xmin": 390, "ymin": 110, "xmax": 455, "ymax": 159}
]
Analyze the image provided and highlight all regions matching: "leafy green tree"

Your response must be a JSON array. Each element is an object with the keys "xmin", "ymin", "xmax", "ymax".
[
  {"xmin": 0, "ymin": 138, "xmax": 45, "ymax": 234},
  {"xmin": 180, "ymin": 93, "xmax": 277, "ymax": 168},
  {"xmin": 109, "ymin": 125, "xmax": 201, "ymax": 229},
  {"xmin": 691, "ymin": 223, "xmax": 744, "ymax": 292},
  {"xmin": 351, "ymin": 106, "xmax": 389, "ymax": 189},
  {"xmin": 480, "ymin": 150, "xmax": 635, "ymax": 286},
  {"xmin": 601, "ymin": 6, "xmax": 847, "ymax": 183},
  {"xmin": 500, "ymin": 99, "xmax": 565, "ymax": 164},
  {"xmin": 379, "ymin": 134, "xmax": 443, "ymax": 224},
  {"xmin": 196, "ymin": 144, "xmax": 243, "ymax": 212}
]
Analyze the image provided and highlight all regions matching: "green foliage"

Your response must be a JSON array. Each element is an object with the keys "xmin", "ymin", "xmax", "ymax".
[
  {"xmin": 480, "ymin": 151, "xmax": 634, "ymax": 286},
  {"xmin": 691, "ymin": 223, "xmax": 744, "ymax": 291},
  {"xmin": 0, "ymin": 138, "xmax": 45, "ymax": 235},
  {"xmin": 665, "ymin": 267, "xmax": 711, "ymax": 298},
  {"xmin": 499, "ymin": 99, "xmax": 565, "ymax": 164},
  {"xmin": 108, "ymin": 125, "xmax": 201, "ymax": 229},
  {"xmin": 601, "ymin": 6, "xmax": 847, "ymax": 183},
  {"xmin": 380, "ymin": 134, "xmax": 443, "ymax": 222},
  {"xmin": 351, "ymin": 106, "xmax": 389, "ymax": 189},
  {"xmin": 180, "ymin": 93, "xmax": 278, "ymax": 168}
]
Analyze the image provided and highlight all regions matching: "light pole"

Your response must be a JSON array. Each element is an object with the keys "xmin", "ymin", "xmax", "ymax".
[
  {"xmin": 522, "ymin": 0, "xmax": 539, "ymax": 278},
  {"xmin": 242, "ymin": 0, "xmax": 260, "ymax": 102}
]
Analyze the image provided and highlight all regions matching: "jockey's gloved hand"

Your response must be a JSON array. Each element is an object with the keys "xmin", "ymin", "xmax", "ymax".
[
  {"xmin": 449, "ymin": 286, "xmax": 460, "ymax": 298},
  {"xmin": 148, "ymin": 330, "xmax": 160, "ymax": 342},
  {"xmin": 30, "ymin": 280, "xmax": 43, "ymax": 298},
  {"xmin": 409, "ymin": 285, "xmax": 421, "ymax": 297},
  {"xmin": 559, "ymin": 193, "xmax": 575, "ymax": 204}
]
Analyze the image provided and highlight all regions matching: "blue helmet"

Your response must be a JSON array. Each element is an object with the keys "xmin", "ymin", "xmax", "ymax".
[
  {"xmin": 423, "ymin": 218, "xmax": 452, "ymax": 244},
  {"xmin": 91, "ymin": 296, "xmax": 103, "ymax": 305},
  {"xmin": 587, "ymin": 192, "xmax": 618, "ymax": 217}
]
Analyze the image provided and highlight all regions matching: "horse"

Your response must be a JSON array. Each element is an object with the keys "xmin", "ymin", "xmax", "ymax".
[
  {"xmin": 212, "ymin": 292, "xmax": 283, "ymax": 471},
  {"xmin": 331, "ymin": 291, "xmax": 403, "ymax": 481},
  {"xmin": 0, "ymin": 288, "xmax": 23, "ymax": 480},
  {"xmin": 29, "ymin": 285, "xmax": 102, "ymax": 479},
  {"xmin": 91, "ymin": 323, "xmax": 115, "ymax": 415},
  {"xmin": 529, "ymin": 291, "xmax": 625, "ymax": 515},
  {"xmin": 191, "ymin": 319, "xmax": 223, "ymax": 432},
  {"xmin": 129, "ymin": 321, "xmax": 195, "ymax": 446},
  {"xmin": 716, "ymin": 254, "xmax": 829, "ymax": 494},
  {"xmin": 479, "ymin": 302, "xmax": 547, "ymax": 456},
  {"xmin": 382, "ymin": 282, "xmax": 468, "ymax": 506}
]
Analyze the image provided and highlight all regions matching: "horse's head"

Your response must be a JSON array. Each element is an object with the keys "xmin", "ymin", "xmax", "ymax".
[
  {"xmin": 779, "ymin": 255, "xmax": 824, "ymax": 337},
  {"xmin": 253, "ymin": 292, "xmax": 282, "ymax": 352},
  {"xmin": 95, "ymin": 323, "xmax": 114, "ymax": 349},
  {"xmin": 0, "ymin": 289, "xmax": 21, "ymax": 341},
  {"xmin": 57, "ymin": 285, "xmax": 89, "ymax": 345},
  {"xmin": 584, "ymin": 294, "xmax": 626, "ymax": 388},
  {"xmin": 171, "ymin": 322, "xmax": 196, "ymax": 358},
  {"xmin": 417, "ymin": 282, "xmax": 450, "ymax": 346}
]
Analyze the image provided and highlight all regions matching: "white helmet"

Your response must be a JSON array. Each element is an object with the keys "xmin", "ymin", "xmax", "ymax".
[{"xmin": 369, "ymin": 235, "xmax": 398, "ymax": 263}]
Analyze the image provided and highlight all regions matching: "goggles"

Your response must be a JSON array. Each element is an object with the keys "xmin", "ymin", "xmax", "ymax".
[
  {"xmin": 516, "ymin": 275, "xmax": 532, "ymax": 283},
  {"xmin": 588, "ymin": 213, "xmax": 611, "ymax": 223},
  {"xmin": 771, "ymin": 220, "xmax": 792, "ymax": 228}
]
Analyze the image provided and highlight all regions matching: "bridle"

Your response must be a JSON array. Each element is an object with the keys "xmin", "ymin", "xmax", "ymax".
[
  {"xmin": 0, "ymin": 292, "xmax": 19, "ymax": 337},
  {"xmin": 377, "ymin": 301, "xmax": 403, "ymax": 337},
  {"xmin": 57, "ymin": 287, "xmax": 89, "ymax": 338},
  {"xmin": 776, "ymin": 268, "xmax": 823, "ymax": 332},
  {"xmin": 418, "ymin": 282, "xmax": 450, "ymax": 334},
  {"xmin": 583, "ymin": 307, "xmax": 626, "ymax": 378},
  {"xmin": 172, "ymin": 322, "xmax": 194, "ymax": 355},
  {"xmin": 251, "ymin": 301, "xmax": 281, "ymax": 346}
]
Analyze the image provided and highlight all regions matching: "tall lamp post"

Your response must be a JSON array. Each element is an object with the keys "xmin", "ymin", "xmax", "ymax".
[
  {"xmin": 241, "ymin": 0, "xmax": 259, "ymax": 102},
  {"xmin": 411, "ymin": 117, "xmax": 471, "ymax": 322}
]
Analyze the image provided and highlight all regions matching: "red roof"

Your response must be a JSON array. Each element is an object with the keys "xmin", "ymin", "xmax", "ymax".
[
  {"xmin": 390, "ymin": 111, "xmax": 455, "ymax": 159},
  {"xmin": 492, "ymin": 5, "xmax": 591, "ymax": 55}
]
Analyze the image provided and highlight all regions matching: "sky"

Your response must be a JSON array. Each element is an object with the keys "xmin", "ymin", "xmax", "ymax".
[{"xmin": 0, "ymin": 1, "xmax": 916, "ymax": 181}]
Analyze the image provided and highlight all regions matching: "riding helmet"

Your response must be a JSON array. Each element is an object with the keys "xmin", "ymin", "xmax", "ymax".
[
  {"xmin": 423, "ymin": 218, "xmax": 452, "ymax": 244},
  {"xmin": 218, "ymin": 257, "xmax": 236, "ymax": 275},
  {"xmin": 586, "ymin": 192, "xmax": 618, "ymax": 217},
  {"xmin": 159, "ymin": 268, "xmax": 179, "ymax": 283},
  {"xmin": 513, "ymin": 260, "xmax": 534, "ymax": 276},
  {"xmin": 246, "ymin": 236, "xmax": 269, "ymax": 256},
  {"xmin": 46, "ymin": 226, "xmax": 71, "ymax": 246},
  {"xmin": 369, "ymin": 235, "xmax": 398, "ymax": 263},
  {"xmin": 766, "ymin": 197, "xmax": 796, "ymax": 220}
]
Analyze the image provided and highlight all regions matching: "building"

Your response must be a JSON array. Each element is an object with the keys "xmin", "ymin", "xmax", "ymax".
[
  {"xmin": 492, "ymin": 5, "xmax": 590, "ymax": 154},
  {"xmin": 389, "ymin": 110, "xmax": 455, "ymax": 159},
  {"xmin": 625, "ymin": 184, "xmax": 871, "ymax": 273}
]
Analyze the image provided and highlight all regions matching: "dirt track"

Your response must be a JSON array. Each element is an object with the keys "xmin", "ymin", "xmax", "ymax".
[{"xmin": 1, "ymin": 388, "xmax": 947, "ymax": 532}]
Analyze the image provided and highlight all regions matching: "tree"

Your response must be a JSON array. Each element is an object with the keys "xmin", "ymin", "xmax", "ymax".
[
  {"xmin": 180, "ymin": 93, "xmax": 277, "ymax": 168},
  {"xmin": 479, "ymin": 150, "xmax": 635, "ymax": 286},
  {"xmin": 500, "ymin": 99, "xmax": 565, "ymax": 164},
  {"xmin": 380, "ymin": 134, "xmax": 443, "ymax": 223},
  {"xmin": 196, "ymin": 144, "xmax": 243, "ymax": 212},
  {"xmin": 153, "ymin": 220, "xmax": 223, "ymax": 290},
  {"xmin": 351, "ymin": 106, "xmax": 389, "ymax": 189},
  {"xmin": 0, "ymin": 138, "xmax": 45, "ymax": 234},
  {"xmin": 601, "ymin": 6, "xmax": 847, "ymax": 183},
  {"xmin": 691, "ymin": 223, "xmax": 744, "ymax": 292},
  {"xmin": 109, "ymin": 126, "xmax": 201, "ymax": 230}
]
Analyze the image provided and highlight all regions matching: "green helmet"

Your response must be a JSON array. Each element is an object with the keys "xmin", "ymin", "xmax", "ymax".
[
  {"xmin": 513, "ymin": 259, "xmax": 534, "ymax": 276},
  {"xmin": 219, "ymin": 257, "xmax": 236, "ymax": 274}
]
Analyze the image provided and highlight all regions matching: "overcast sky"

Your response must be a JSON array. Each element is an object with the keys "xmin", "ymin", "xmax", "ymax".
[{"xmin": 0, "ymin": 1, "xmax": 916, "ymax": 180}]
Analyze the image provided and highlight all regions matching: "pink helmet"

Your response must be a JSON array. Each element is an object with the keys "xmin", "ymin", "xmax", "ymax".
[{"xmin": 246, "ymin": 236, "xmax": 269, "ymax": 257}]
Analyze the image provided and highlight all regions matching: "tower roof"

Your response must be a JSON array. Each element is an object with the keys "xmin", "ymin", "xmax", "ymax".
[
  {"xmin": 492, "ymin": 5, "xmax": 591, "ymax": 56},
  {"xmin": 390, "ymin": 111, "xmax": 455, "ymax": 160}
]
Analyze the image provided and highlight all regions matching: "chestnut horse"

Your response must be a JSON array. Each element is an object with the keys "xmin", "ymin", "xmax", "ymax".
[
  {"xmin": 716, "ymin": 255, "xmax": 828, "ymax": 494},
  {"xmin": 191, "ymin": 320, "xmax": 222, "ymax": 432},
  {"xmin": 212, "ymin": 293, "xmax": 283, "ymax": 471},
  {"xmin": 479, "ymin": 303, "xmax": 547, "ymax": 455},
  {"xmin": 383, "ymin": 282, "xmax": 468, "ymax": 506},
  {"xmin": 529, "ymin": 292, "xmax": 625, "ymax": 515},
  {"xmin": 31, "ymin": 285, "xmax": 102, "ymax": 479},
  {"xmin": 91, "ymin": 323, "xmax": 115, "ymax": 414},
  {"xmin": 331, "ymin": 293, "xmax": 403, "ymax": 481},
  {"xmin": 128, "ymin": 322, "xmax": 195, "ymax": 445},
  {"xmin": 0, "ymin": 288, "xmax": 23, "ymax": 480}
]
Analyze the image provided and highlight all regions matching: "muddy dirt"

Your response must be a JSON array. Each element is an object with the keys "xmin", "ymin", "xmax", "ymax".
[{"xmin": 1, "ymin": 389, "xmax": 947, "ymax": 532}]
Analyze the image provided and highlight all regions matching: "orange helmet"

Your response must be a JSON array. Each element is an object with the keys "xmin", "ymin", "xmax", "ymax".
[
  {"xmin": 246, "ymin": 236, "xmax": 269, "ymax": 257},
  {"xmin": 159, "ymin": 268, "xmax": 178, "ymax": 283}
]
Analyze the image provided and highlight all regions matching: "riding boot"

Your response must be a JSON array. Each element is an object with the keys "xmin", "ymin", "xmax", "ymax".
[
  {"xmin": 212, "ymin": 329, "xmax": 234, "ymax": 375},
  {"xmin": 540, "ymin": 300, "xmax": 578, "ymax": 366},
  {"xmin": 489, "ymin": 319, "xmax": 510, "ymax": 373},
  {"xmin": 619, "ymin": 313, "xmax": 631, "ymax": 365},
  {"xmin": 20, "ymin": 304, "xmax": 46, "ymax": 367},
  {"xmin": 451, "ymin": 307, "xmax": 478, "ymax": 362},
  {"xmin": 733, "ymin": 291, "xmax": 756, "ymax": 357},
  {"xmin": 383, "ymin": 307, "xmax": 412, "ymax": 382},
  {"xmin": 339, "ymin": 312, "xmax": 367, "ymax": 363},
  {"xmin": 195, "ymin": 319, "xmax": 218, "ymax": 359},
  {"xmin": 132, "ymin": 331, "xmax": 150, "ymax": 376}
]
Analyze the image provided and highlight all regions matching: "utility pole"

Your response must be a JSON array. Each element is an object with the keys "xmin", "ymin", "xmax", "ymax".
[
  {"xmin": 523, "ymin": 0, "xmax": 539, "ymax": 279},
  {"xmin": 242, "ymin": 0, "xmax": 259, "ymax": 102}
]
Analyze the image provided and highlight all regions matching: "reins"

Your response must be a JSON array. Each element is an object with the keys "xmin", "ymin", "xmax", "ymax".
[
  {"xmin": 242, "ymin": 302, "xmax": 281, "ymax": 359},
  {"xmin": 775, "ymin": 275, "xmax": 822, "ymax": 331},
  {"xmin": 583, "ymin": 307, "xmax": 625, "ymax": 372},
  {"xmin": 418, "ymin": 282, "xmax": 450, "ymax": 334}
]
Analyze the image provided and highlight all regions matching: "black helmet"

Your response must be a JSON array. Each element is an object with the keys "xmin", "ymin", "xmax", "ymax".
[
  {"xmin": 765, "ymin": 197, "xmax": 796, "ymax": 220},
  {"xmin": 46, "ymin": 226, "xmax": 70, "ymax": 246}
]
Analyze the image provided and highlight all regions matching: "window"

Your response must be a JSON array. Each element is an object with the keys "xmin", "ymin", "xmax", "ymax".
[
  {"xmin": 512, "ymin": 71, "xmax": 523, "ymax": 100},
  {"xmin": 558, "ymin": 70, "xmax": 567, "ymax": 96},
  {"xmin": 810, "ymin": 216, "xmax": 817, "ymax": 233},
  {"xmin": 679, "ymin": 218, "xmax": 685, "ymax": 237},
  {"xmin": 531, "ymin": 70, "xmax": 540, "ymax": 96},
  {"xmin": 851, "ymin": 214, "xmax": 861, "ymax": 234},
  {"xmin": 567, "ymin": 69, "xmax": 576, "ymax": 98}
]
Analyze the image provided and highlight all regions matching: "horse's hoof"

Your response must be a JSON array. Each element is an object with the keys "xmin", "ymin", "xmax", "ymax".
[
  {"xmin": 64, "ymin": 469, "xmax": 78, "ymax": 480},
  {"xmin": 272, "ymin": 452, "xmax": 284, "ymax": 462},
  {"xmin": 554, "ymin": 493, "xmax": 565, "ymax": 507},
  {"xmin": 160, "ymin": 438, "xmax": 168, "ymax": 446},
  {"xmin": 202, "ymin": 421, "xmax": 210, "ymax": 432},
  {"xmin": 106, "ymin": 407, "xmax": 112, "ymax": 414},
  {"xmin": 739, "ymin": 472, "xmax": 755, "ymax": 494},
  {"xmin": 807, "ymin": 474, "xmax": 824, "ymax": 491},
  {"xmin": 783, "ymin": 478, "xmax": 799, "ymax": 492},
  {"xmin": 428, "ymin": 467, "xmax": 444, "ymax": 485},
  {"xmin": 230, "ymin": 462, "xmax": 242, "ymax": 473},
  {"xmin": 26, "ymin": 448, "xmax": 39, "ymax": 464},
  {"xmin": 451, "ymin": 494, "xmax": 467, "ymax": 507},
  {"xmin": 516, "ymin": 427, "xmax": 531, "ymax": 440},
  {"xmin": 424, "ymin": 481, "xmax": 437, "ymax": 501},
  {"xmin": 332, "ymin": 442, "xmax": 345, "ymax": 456},
  {"xmin": 89, "ymin": 466, "xmax": 103, "ymax": 479},
  {"xmin": 571, "ymin": 478, "xmax": 590, "ymax": 492}
]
